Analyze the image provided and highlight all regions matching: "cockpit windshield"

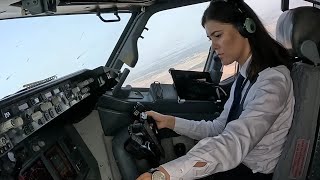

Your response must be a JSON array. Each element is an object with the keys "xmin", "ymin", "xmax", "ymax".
[{"xmin": 0, "ymin": 13, "xmax": 131, "ymax": 99}]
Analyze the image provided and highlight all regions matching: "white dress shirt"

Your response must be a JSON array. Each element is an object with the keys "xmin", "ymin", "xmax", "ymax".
[{"xmin": 161, "ymin": 58, "xmax": 295, "ymax": 179}]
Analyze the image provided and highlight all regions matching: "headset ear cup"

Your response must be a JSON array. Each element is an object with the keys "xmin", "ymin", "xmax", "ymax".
[
  {"xmin": 244, "ymin": 18, "xmax": 256, "ymax": 34},
  {"xmin": 237, "ymin": 22, "xmax": 247, "ymax": 38},
  {"xmin": 237, "ymin": 18, "xmax": 256, "ymax": 38}
]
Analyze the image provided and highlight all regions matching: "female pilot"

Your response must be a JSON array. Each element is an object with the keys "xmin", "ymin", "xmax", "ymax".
[{"xmin": 137, "ymin": 0, "xmax": 294, "ymax": 179}]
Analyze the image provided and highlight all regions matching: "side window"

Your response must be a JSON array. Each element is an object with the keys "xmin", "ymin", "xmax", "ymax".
[
  {"xmin": 245, "ymin": 0, "xmax": 312, "ymax": 38},
  {"xmin": 123, "ymin": 0, "xmax": 312, "ymax": 87},
  {"xmin": 289, "ymin": 0, "xmax": 313, "ymax": 9},
  {"xmin": 220, "ymin": 0, "xmax": 311, "ymax": 82},
  {"xmin": 122, "ymin": 2, "xmax": 219, "ymax": 87}
]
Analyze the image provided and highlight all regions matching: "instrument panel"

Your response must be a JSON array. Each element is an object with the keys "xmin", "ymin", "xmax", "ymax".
[
  {"xmin": 3, "ymin": 126, "xmax": 92, "ymax": 180},
  {"xmin": 0, "ymin": 67, "xmax": 118, "ymax": 159}
]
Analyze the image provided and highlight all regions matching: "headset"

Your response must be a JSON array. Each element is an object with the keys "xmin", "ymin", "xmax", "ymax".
[{"xmin": 211, "ymin": 0, "xmax": 256, "ymax": 38}]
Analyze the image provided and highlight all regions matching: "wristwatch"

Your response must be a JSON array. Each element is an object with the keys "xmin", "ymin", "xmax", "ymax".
[{"xmin": 148, "ymin": 168, "xmax": 166, "ymax": 180}]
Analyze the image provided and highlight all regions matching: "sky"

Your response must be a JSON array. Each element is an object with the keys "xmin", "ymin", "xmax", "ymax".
[
  {"xmin": 0, "ymin": 13, "xmax": 131, "ymax": 99},
  {"xmin": 0, "ymin": 0, "xmax": 312, "ymax": 99}
]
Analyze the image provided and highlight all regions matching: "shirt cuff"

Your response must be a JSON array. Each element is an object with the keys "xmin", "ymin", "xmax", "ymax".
[{"xmin": 161, "ymin": 155, "xmax": 196, "ymax": 180}]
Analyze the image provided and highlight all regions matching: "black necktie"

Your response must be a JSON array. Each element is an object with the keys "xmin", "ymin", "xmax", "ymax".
[{"xmin": 226, "ymin": 74, "xmax": 245, "ymax": 124}]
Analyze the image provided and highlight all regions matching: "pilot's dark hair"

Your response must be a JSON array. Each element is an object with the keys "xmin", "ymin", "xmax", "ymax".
[{"xmin": 201, "ymin": 0, "xmax": 292, "ymax": 81}]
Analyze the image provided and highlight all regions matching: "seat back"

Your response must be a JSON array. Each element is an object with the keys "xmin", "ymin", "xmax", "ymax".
[{"xmin": 273, "ymin": 6, "xmax": 320, "ymax": 180}]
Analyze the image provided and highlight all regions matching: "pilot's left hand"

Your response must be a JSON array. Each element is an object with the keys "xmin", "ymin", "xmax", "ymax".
[{"xmin": 136, "ymin": 172, "xmax": 152, "ymax": 180}]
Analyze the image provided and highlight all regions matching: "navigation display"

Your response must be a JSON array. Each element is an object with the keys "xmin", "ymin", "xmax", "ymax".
[
  {"xmin": 45, "ymin": 144, "xmax": 76, "ymax": 180},
  {"xmin": 20, "ymin": 159, "xmax": 53, "ymax": 180}
]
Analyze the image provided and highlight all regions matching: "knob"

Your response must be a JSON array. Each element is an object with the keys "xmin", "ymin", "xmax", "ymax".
[
  {"xmin": 38, "ymin": 141, "xmax": 45, "ymax": 147},
  {"xmin": 81, "ymin": 87, "xmax": 90, "ymax": 94},
  {"xmin": 31, "ymin": 111, "xmax": 43, "ymax": 121},
  {"xmin": 0, "ymin": 120, "xmax": 14, "ymax": 133},
  {"xmin": 32, "ymin": 145, "xmax": 40, "ymax": 152},
  {"xmin": 51, "ymin": 96, "xmax": 62, "ymax": 106},
  {"xmin": 72, "ymin": 87, "xmax": 80, "ymax": 94},
  {"xmin": 0, "ymin": 137, "xmax": 7, "ymax": 147},
  {"xmin": 12, "ymin": 117, "xmax": 24, "ymax": 128},
  {"xmin": 40, "ymin": 102, "xmax": 53, "ymax": 111},
  {"xmin": 7, "ymin": 152, "xmax": 16, "ymax": 162}
]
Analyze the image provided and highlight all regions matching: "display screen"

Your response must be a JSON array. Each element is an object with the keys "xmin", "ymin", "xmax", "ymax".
[
  {"xmin": 18, "ymin": 103, "xmax": 29, "ymax": 111},
  {"xmin": 45, "ymin": 145, "xmax": 76, "ymax": 180},
  {"xmin": 19, "ymin": 159, "xmax": 53, "ymax": 180}
]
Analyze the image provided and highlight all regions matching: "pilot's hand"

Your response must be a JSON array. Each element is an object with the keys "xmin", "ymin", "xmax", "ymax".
[
  {"xmin": 146, "ymin": 111, "xmax": 175, "ymax": 130},
  {"xmin": 136, "ymin": 172, "xmax": 152, "ymax": 180},
  {"xmin": 137, "ymin": 166, "xmax": 170, "ymax": 180}
]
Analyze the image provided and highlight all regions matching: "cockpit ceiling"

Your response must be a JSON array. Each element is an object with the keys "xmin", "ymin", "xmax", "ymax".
[{"xmin": 0, "ymin": 0, "xmax": 156, "ymax": 20}]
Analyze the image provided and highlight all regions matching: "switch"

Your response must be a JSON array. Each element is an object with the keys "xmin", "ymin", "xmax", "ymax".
[
  {"xmin": 38, "ymin": 141, "xmax": 45, "ymax": 147},
  {"xmin": 58, "ymin": 92, "xmax": 69, "ymax": 105},
  {"xmin": 44, "ymin": 112, "xmax": 51, "ymax": 121},
  {"xmin": 29, "ymin": 97, "xmax": 40, "ymax": 106},
  {"xmin": 32, "ymin": 145, "xmax": 40, "ymax": 152},
  {"xmin": 0, "ymin": 137, "xmax": 7, "ymax": 147},
  {"xmin": 49, "ymin": 109, "xmax": 55, "ymax": 118},
  {"xmin": 64, "ymin": 83, "xmax": 70, "ymax": 89},
  {"xmin": 38, "ymin": 119, "xmax": 43, "ymax": 125},
  {"xmin": 69, "ymin": 100, "xmax": 77, "ymax": 106},
  {"xmin": 1, "ymin": 137, "xmax": 6, "ymax": 144},
  {"xmin": 55, "ymin": 104, "xmax": 63, "ymax": 114}
]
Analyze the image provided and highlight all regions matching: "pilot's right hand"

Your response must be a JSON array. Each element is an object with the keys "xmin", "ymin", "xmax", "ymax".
[{"xmin": 145, "ymin": 111, "xmax": 175, "ymax": 130}]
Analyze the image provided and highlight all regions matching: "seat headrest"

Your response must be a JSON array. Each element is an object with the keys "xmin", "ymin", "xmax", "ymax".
[{"xmin": 276, "ymin": 6, "xmax": 320, "ymax": 64}]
